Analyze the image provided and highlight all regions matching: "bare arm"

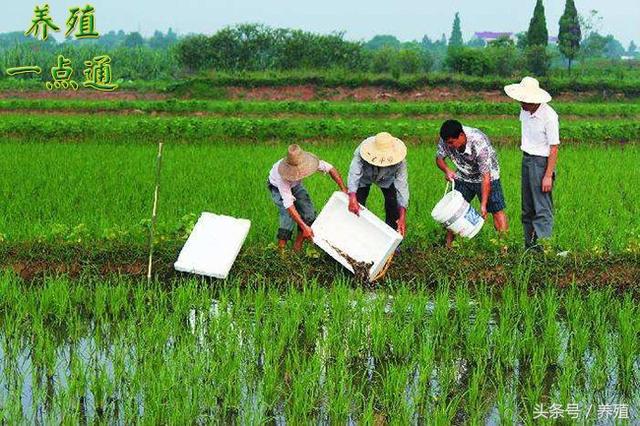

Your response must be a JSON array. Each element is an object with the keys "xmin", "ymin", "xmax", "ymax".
[
  {"xmin": 480, "ymin": 172, "xmax": 491, "ymax": 218},
  {"xmin": 329, "ymin": 167, "xmax": 348, "ymax": 193},
  {"xmin": 436, "ymin": 157, "xmax": 456, "ymax": 181},
  {"xmin": 286, "ymin": 205, "xmax": 313, "ymax": 238},
  {"xmin": 542, "ymin": 145, "xmax": 558, "ymax": 192}
]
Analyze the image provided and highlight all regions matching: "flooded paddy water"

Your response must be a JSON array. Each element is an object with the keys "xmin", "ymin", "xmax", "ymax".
[{"xmin": 0, "ymin": 272, "xmax": 638, "ymax": 424}]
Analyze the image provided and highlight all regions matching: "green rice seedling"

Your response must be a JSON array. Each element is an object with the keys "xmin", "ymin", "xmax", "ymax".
[
  {"xmin": 430, "ymin": 283, "xmax": 452, "ymax": 345},
  {"xmin": 467, "ymin": 290, "xmax": 493, "ymax": 364},
  {"xmin": 325, "ymin": 351, "xmax": 352, "ymax": 423},
  {"xmin": 615, "ymin": 295, "xmax": 638, "ymax": 398},
  {"xmin": 414, "ymin": 329, "xmax": 435, "ymax": 420},
  {"xmin": 493, "ymin": 285, "xmax": 520, "ymax": 370},
  {"xmin": 1, "ymin": 141, "xmax": 639, "ymax": 253},
  {"xmin": 452, "ymin": 284, "xmax": 472, "ymax": 349},
  {"xmin": 557, "ymin": 349, "xmax": 579, "ymax": 408},
  {"xmin": 495, "ymin": 367, "xmax": 517, "ymax": 424},
  {"xmin": 283, "ymin": 349, "xmax": 322, "ymax": 421},
  {"xmin": 563, "ymin": 286, "xmax": 589, "ymax": 367},
  {"xmin": 540, "ymin": 287, "xmax": 561, "ymax": 366},
  {"xmin": 520, "ymin": 344, "xmax": 547, "ymax": 424},
  {"xmin": 379, "ymin": 363, "xmax": 414, "ymax": 423}
]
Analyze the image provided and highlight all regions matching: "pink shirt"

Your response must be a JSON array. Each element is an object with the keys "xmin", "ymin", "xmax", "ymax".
[{"xmin": 268, "ymin": 159, "xmax": 333, "ymax": 208}]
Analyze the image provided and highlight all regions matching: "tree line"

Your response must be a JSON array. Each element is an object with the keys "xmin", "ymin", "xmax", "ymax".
[{"xmin": 0, "ymin": 1, "xmax": 637, "ymax": 81}]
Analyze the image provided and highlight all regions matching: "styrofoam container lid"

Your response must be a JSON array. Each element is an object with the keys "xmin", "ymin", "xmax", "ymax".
[{"xmin": 174, "ymin": 212, "xmax": 251, "ymax": 279}]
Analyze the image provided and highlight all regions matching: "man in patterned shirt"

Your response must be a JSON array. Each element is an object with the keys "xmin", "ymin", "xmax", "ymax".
[{"xmin": 436, "ymin": 120, "xmax": 509, "ymax": 248}]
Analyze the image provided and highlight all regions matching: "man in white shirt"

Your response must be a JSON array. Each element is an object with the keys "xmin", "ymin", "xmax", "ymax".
[
  {"xmin": 505, "ymin": 77, "xmax": 560, "ymax": 250},
  {"xmin": 268, "ymin": 144, "xmax": 347, "ymax": 251}
]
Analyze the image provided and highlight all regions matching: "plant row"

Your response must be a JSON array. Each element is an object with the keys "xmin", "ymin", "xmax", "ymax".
[
  {"xmin": 2, "ymin": 99, "xmax": 640, "ymax": 118},
  {"xmin": 2, "ymin": 114, "xmax": 639, "ymax": 143}
]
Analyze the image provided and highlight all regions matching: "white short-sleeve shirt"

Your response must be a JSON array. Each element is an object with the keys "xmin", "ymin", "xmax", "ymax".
[{"xmin": 519, "ymin": 103, "xmax": 560, "ymax": 157}]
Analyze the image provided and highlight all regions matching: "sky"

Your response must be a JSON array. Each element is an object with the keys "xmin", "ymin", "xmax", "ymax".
[{"xmin": 1, "ymin": 0, "xmax": 638, "ymax": 46}]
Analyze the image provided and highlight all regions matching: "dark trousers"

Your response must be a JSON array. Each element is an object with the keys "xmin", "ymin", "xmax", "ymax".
[
  {"xmin": 521, "ymin": 154, "xmax": 554, "ymax": 248},
  {"xmin": 356, "ymin": 184, "xmax": 399, "ymax": 230}
]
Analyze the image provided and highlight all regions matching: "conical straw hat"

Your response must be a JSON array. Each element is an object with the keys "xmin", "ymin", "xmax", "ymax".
[
  {"xmin": 504, "ymin": 76, "xmax": 552, "ymax": 103},
  {"xmin": 278, "ymin": 144, "xmax": 320, "ymax": 181},
  {"xmin": 360, "ymin": 132, "xmax": 407, "ymax": 167}
]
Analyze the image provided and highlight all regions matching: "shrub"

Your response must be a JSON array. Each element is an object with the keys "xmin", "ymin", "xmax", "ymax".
[
  {"xmin": 526, "ymin": 45, "xmax": 551, "ymax": 76},
  {"xmin": 445, "ymin": 47, "xmax": 492, "ymax": 76}
]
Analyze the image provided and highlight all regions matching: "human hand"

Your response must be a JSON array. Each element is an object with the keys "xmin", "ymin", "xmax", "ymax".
[
  {"xmin": 302, "ymin": 225, "xmax": 314, "ymax": 240},
  {"xmin": 445, "ymin": 169, "xmax": 456, "ymax": 182},
  {"xmin": 480, "ymin": 204, "xmax": 488, "ymax": 219},
  {"xmin": 542, "ymin": 175, "xmax": 553, "ymax": 193},
  {"xmin": 396, "ymin": 216, "xmax": 406, "ymax": 237},
  {"xmin": 348, "ymin": 193, "xmax": 360, "ymax": 216}
]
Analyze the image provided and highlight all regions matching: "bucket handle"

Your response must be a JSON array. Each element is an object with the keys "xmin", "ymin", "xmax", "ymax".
[{"xmin": 443, "ymin": 179, "xmax": 456, "ymax": 197}]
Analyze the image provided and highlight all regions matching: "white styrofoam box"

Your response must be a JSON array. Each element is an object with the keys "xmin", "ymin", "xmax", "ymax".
[
  {"xmin": 174, "ymin": 212, "xmax": 251, "ymax": 279},
  {"xmin": 312, "ymin": 192, "xmax": 403, "ymax": 281}
]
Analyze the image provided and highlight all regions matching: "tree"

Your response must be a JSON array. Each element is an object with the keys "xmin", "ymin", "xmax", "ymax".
[
  {"xmin": 581, "ymin": 33, "xmax": 625, "ymax": 59},
  {"xmin": 527, "ymin": 0, "xmax": 548, "ymax": 47},
  {"xmin": 581, "ymin": 32, "xmax": 607, "ymax": 57},
  {"xmin": 487, "ymin": 37, "xmax": 521, "ymax": 76},
  {"xmin": 629, "ymin": 41, "xmax": 638, "ymax": 57},
  {"xmin": 365, "ymin": 35, "xmax": 401, "ymax": 50},
  {"xmin": 526, "ymin": 45, "xmax": 550, "ymax": 75},
  {"xmin": 449, "ymin": 13, "xmax": 463, "ymax": 48},
  {"xmin": 467, "ymin": 37, "xmax": 486, "ymax": 48},
  {"xmin": 558, "ymin": 0, "xmax": 581, "ymax": 71},
  {"xmin": 123, "ymin": 31, "xmax": 145, "ymax": 48},
  {"xmin": 149, "ymin": 30, "xmax": 166, "ymax": 49},
  {"xmin": 579, "ymin": 9, "xmax": 602, "ymax": 39},
  {"xmin": 603, "ymin": 35, "xmax": 626, "ymax": 59},
  {"xmin": 515, "ymin": 32, "xmax": 528, "ymax": 50}
]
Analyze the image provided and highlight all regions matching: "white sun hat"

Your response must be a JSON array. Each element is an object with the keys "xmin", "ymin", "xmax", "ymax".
[{"xmin": 504, "ymin": 76, "xmax": 552, "ymax": 103}]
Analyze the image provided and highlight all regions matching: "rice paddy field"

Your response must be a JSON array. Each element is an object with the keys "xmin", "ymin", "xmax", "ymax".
[{"xmin": 0, "ymin": 95, "xmax": 639, "ymax": 423}]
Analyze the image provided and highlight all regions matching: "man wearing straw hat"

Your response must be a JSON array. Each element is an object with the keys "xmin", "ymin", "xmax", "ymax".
[
  {"xmin": 436, "ymin": 120, "xmax": 509, "ymax": 248},
  {"xmin": 347, "ymin": 132, "xmax": 409, "ymax": 236},
  {"xmin": 268, "ymin": 144, "xmax": 347, "ymax": 251},
  {"xmin": 504, "ymin": 77, "xmax": 560, "ymax": 250}
]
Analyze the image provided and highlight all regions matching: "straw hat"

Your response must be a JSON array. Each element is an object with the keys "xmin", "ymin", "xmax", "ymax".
[
  {"xmin": 360, "ymin": 132, "xmax": 407, "ymax": 167},
  {"xmin": 504, "ymin": 76, "xmax": 552, "ymax": 104},
  {"xmin": 278, "ymin": 144, "xmax": 320, "ymax": 181}
]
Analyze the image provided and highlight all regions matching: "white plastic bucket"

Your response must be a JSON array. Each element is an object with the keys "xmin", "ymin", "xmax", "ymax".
[{"xmin": 431, "ymin": 181, "xmax": 484, "ymax": 239}]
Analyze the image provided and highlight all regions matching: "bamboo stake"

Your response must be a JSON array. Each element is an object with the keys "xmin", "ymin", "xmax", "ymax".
[{"xmin": 147, "ymin": 142, "xmax": 164, "ymax": 284}]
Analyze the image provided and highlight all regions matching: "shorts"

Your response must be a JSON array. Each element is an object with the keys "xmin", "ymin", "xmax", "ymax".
[
  {"xmin": 454, "ymin": 178, "xmax": 506, "ymax": 214},
  {"xmin": 268, "ymin": 182, "xmax": 317, "ymax": 241}
]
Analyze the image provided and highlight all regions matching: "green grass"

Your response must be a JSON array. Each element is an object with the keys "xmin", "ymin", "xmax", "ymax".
[
  {"xmin": 0, "ymin": 140, "xmax": 638, "ymax": 253},
  {"xmin": 2, "ymin": 99, "xmax": 640, "ymax": 117},
  {"xmin": 0, "ymin": 273, "xmax": 637, "ymax": 423}
]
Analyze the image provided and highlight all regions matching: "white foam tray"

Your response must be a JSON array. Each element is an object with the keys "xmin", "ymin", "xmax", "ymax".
[
  {"xmin": 312, "ymin": 192, "xmax": 403, "ymax": 281},
  {"xmin": 174, "ymin": 212, "xmax": 251, "ymax": 279}
]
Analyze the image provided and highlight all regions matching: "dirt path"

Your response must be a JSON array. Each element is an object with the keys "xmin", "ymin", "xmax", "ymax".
[{"xmin": 4, "ymin": 249, "xmax": 639, "ymax": 290}]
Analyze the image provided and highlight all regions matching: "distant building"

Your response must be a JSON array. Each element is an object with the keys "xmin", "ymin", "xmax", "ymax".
[
  {"xmin": 548, "ymin": 36, "xmax": 558, "ymax": 44},
  {"xmin": 473, "ymin": 32, "xmax": 513, "ymax": 43}
]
